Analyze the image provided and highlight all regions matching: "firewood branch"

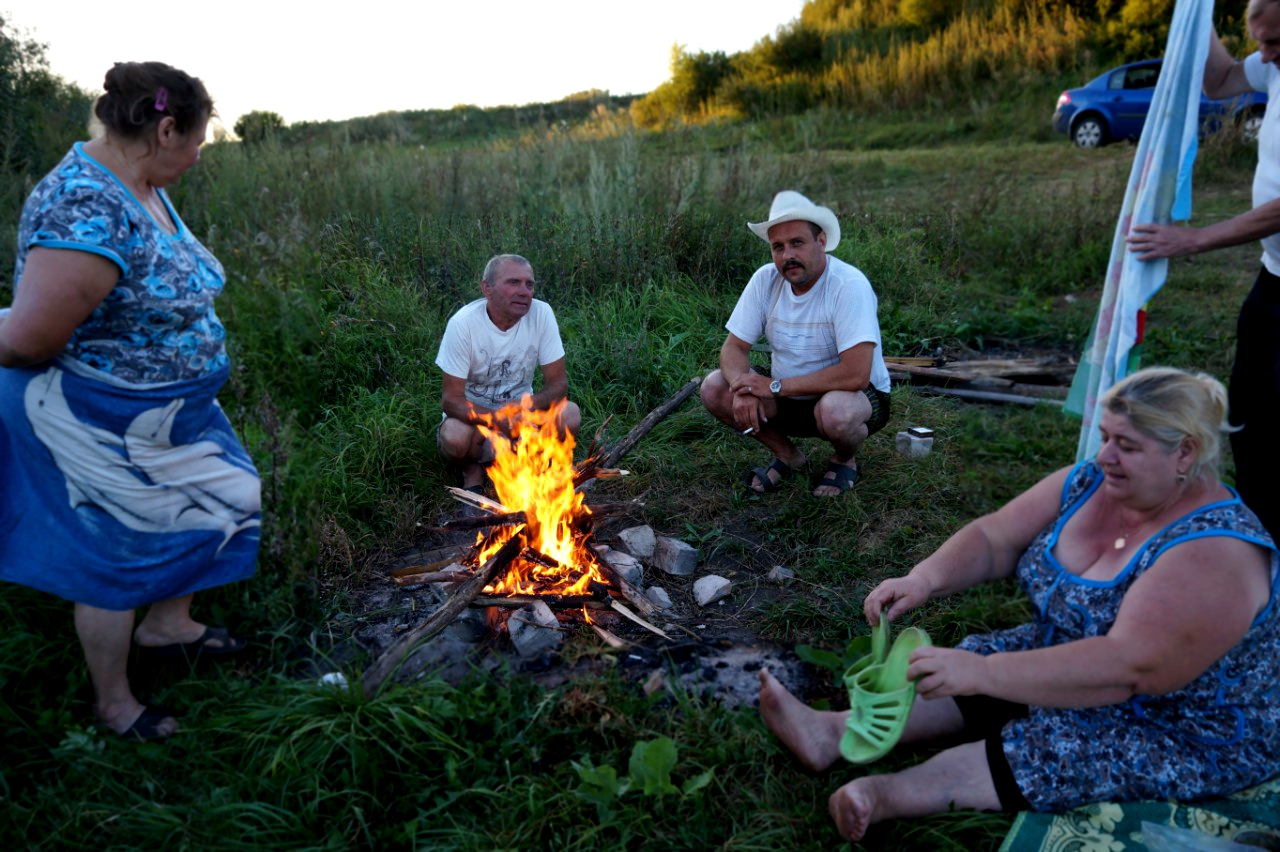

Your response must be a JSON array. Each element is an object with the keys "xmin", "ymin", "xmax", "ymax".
[
  {"xmin": 362, "ymin": 528, "xmax": 526, "ymax": 697},
  {"xmin": 574, "ymin": 377, "xmax": 701, "ymax": 487}
]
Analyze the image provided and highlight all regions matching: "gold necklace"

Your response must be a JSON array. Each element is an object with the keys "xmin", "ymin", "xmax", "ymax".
[
  {"xmin": 1112, "ymin": 485, "xmax": 1187, "ymax": 550},
  {"xmin": 1114, "ymin": 516, "xmax": 1157, "ymax": 550}
]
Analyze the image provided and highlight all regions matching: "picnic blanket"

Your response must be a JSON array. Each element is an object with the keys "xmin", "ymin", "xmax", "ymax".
[
  {"xmin": 999, "ymin": 776, "xmax": 1280, "ymax": 851},
  {"xmin": 0, "ymin": 345, "xmax": 261, "ymax": 610},
  {"xmin": 1067, "ymin": 0, "xmax": 1213, "ymax": 461}
]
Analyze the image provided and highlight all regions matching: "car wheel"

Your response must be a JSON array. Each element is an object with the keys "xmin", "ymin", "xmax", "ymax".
[
  {"xmin": 1072, "ymin": 116, "xmax": 1108, "ymax": 148},
  {"xmin": 1242, "ymin": 109, "xmax": 1264, "ymax": 142}
]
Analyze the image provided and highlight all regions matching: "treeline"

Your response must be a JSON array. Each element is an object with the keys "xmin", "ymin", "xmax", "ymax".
[
  {"xmin": 630, "ymin": 0, "xmax": 1254, "ymax": 125},
  {"xmin": 236, "ymin": 90, "xmax": 640, "ymax": 149},
  {"xmin": 0, "ymin": 15, "xmax": 93, "ymax": 222},
  {"xmin": 2, "ymin": 15, "xmax": 91, "ymax": 286}
]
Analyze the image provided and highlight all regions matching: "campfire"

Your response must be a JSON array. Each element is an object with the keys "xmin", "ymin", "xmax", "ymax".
[
  {"xmin": 362, "ymin": 379, "xmax": 703, "ymax": 697},
  {"xmin": 472, "ymin": 397, "xmax": 606, "ymax": 598}
]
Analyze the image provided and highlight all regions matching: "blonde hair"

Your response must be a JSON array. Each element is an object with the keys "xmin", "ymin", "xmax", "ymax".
[{"xmin": 1102, "ymin": 367, "xmax": 1235, "ymax": 481}]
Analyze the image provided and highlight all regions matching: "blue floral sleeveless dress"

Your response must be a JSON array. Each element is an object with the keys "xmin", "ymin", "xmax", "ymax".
[{"xmin": 957, "ymin": 461, "xmax": 1280, "ymax": 812}]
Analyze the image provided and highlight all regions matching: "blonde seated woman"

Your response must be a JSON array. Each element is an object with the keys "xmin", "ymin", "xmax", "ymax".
[{"xmin": 759, "ymin": 367, "xmax": 1280, "ymax": 843}]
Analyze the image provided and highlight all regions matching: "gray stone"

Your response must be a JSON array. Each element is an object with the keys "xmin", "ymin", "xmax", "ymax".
[
  {"xmin": 618, "ymin": 525, "xmax": 656, "ymax": 559},
  {"xmin": 767, "ymin": 565, "xmax": 796, "ymax": 583},
  {"xmin": 508, "ymin": 600, "xmax": 564, "ymax": 658},
  {"xmin": 601, "ymin": 549, "xmax": 644, "ymax": 587},
  {"xmin": 693, "ymin": 574, "xmax": 732, "ymax": 607},
  {"xmin": 653, "ymin": 536, "xmax": 699, "ymax": 576},
  {"xmin": 646, "ymin": 586, "xmax": 673, "ymax": 610}
]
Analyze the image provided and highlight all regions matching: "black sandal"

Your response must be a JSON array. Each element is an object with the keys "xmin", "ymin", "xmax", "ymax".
[
  {"xmin": 744, "ymin": 458, "xmax": 793, "ymax": 494},
  {"xmin": 813, "ymin": 460, "xmax": 860, "ymax": 496}
]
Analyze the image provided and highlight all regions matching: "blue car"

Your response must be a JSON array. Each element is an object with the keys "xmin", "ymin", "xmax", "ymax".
[{"xmin": 1053, "ymin": 59, "xmax": 1267, "ymax": 148}]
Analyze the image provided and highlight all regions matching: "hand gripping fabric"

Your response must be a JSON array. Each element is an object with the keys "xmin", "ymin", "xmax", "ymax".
[{"xmin": 839, "ymin": 618, "xmax": 932, "ymax": 764}]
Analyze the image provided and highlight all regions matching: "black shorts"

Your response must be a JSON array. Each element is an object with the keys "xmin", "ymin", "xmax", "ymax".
[
  {"xmin": 952, "ymin": 694, "xmax": 1033, "ymax": 812},
  {"xmin": 752, "ymin": 368, "xmax": 891, "ymax": 439}
]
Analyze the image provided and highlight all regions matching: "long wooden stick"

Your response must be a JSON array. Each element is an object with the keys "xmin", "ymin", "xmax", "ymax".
[
  {"xmin": 362, "ymin": 528, "xmax": 526, "ymax": 697},
  {"xmin": 445, "ymin": 486, "xmax": 510, "ymax": 514},
  {"xmin": 600, "ymin": 377, "xmax": 702, "ymax": 469},
  {"xmin": 610, "ymin": 600, "xmax": 670, "ymax": 640},
  {"xmin": 391, "ymin": 570, "xmax": 468, "ymax": 587},
  {"xmin": 573, "ymin": 378, "xmax": 701, "ymax": 489}
]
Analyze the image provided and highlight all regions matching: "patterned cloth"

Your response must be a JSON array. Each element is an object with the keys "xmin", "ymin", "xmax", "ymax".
[
  {"xmin": 999, "ymin": 776, "xmax": 1280, "ymax": 852},
  {"xmin": 959, "ymin": 461, "xmax": 1280, "ymax": 812},
  {"xmin": 0, "ymin": 358, "xmax": 261, "ymax": 611},
  {"xmin": 1067, "ymin": 0, "xmax": 1213, "ymax": 460},
  {"xmin": 15, "ymin": 143, "xmax": 229, "ymax": 384}
]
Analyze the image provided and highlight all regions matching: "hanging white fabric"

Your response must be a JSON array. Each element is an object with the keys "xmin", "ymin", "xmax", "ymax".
[{"xmin": 1066, "ymin": 0, "xmax": 1213, "ymax": 461}]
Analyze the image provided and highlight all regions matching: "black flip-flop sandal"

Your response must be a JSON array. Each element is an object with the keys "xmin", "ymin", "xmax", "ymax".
[
  {"xmin": 744, "ymin": 457, "xmax": 793, "ymax": 494},
  {"xmin": 814, "ymin": 460, "xmax": 860, "ymax": 496}
]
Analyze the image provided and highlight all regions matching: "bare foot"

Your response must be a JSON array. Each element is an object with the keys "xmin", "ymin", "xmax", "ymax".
[
  {"xmin": 829, "ymin": 777, "xmax": 881, "ymax": 842},
  {"xmin": 758, "ymin": 668, "xmax": 847, "ymax": 772},
  {"xmin": 133, "ymin": 621, "xmax": 211, "ymax": 648}
]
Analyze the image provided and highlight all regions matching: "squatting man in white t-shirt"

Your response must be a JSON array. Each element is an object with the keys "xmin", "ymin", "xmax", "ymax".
[
  {"xmin": 435, "ymin": 254, "xmax": 581, "ymax": 490},
  {"xmin": 700, "ymin": 191, "xmax": 892, "ymax": 498}
]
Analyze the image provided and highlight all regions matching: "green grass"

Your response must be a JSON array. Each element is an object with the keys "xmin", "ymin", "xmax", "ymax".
[{"xmin": 0, "ymin": 111, "xmax": 1258, "ymax": 849}]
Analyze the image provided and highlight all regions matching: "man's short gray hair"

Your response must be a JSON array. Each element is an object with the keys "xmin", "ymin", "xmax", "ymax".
[{"xmin": 482, "ymin": 254, "xmax": 532, "ymax": 284}]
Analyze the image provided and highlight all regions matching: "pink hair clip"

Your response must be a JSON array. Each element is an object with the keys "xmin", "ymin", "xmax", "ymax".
[{"xmin": 154, "ymin": 87, "xmax": 169, "ymax": 112}]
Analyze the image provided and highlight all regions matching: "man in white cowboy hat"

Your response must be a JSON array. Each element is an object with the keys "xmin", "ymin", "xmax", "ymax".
[
  {"xmin": 700, "ymin": 190, "xmax": 891, "ymax": 497},
  {"xmin": 436, "ymin": 253, "xmax": 581, "ymax": 491}
]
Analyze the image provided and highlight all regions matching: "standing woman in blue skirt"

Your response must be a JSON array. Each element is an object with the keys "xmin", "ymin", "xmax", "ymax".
[{"xmin": 0, "ymin": 62, "xmax": 260, "ymax": 741}]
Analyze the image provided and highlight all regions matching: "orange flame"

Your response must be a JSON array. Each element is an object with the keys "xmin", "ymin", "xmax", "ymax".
[{"xmin": 472, "ymin": 396, "xmax": 604, "ymax": 595}]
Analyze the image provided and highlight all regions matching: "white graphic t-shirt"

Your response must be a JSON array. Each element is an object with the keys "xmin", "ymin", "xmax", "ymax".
[{"xmin": 435, "ymin": 298, "xmax": 566, "ymax": 407}]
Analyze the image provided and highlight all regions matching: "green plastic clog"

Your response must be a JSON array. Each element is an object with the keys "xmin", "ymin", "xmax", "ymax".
[{"xmin": 838, "ymin": 619, "xmax": 932, "ymax": 765}]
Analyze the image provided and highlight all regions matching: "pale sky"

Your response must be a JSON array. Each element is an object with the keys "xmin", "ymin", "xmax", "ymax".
[{"xmin": 4, "ymin": 1, "xmax": 808, "ymax": 132}]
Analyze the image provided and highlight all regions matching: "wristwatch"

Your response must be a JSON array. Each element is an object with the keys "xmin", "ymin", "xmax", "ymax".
[{"xmin": 769, "ymin": 379, "xmax": 782, "ymax": 397}]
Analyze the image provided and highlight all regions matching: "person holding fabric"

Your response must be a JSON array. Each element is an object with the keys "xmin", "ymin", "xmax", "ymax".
[
  {"xmin": 435, "ymin": 253, "xmax": 581, "ymax": 491},
  {"xmin": 1127, "ymin": 0, "xmax": 1280, "ymax": 541},
  {"xmin": 700, "ymin": 190, "xmax": 891, "ymax": 497},
  {"xmin": 758, "ymin": 367, "xmax": 1279, "ymax": 842},
  {"xmin": 0, "ymin": 62, "xmax": 260, "ymax": 741}
]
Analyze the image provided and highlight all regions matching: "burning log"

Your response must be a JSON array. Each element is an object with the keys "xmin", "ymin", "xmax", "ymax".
[
  {"xmin": 438, "ymin": 511, "xmax": 527, "ymax": 532},
  {"xmin": 521, "ymin": 547, "xmax": 561, "ymax": 569},
  {"xmin": 363, "ymin": 528, "xmax": 526, "ymax": 697},
  {"xmin": 471, "ymin": 594, "xmax": 610, "ymax": 610}
]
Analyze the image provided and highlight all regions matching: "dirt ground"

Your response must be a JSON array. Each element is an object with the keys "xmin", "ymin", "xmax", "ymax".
[{"xmin": 333, "ymin": 505, "xmax": 824, "ymax": 710}]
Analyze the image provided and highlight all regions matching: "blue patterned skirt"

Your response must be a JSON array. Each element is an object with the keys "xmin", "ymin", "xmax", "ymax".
[{"xmin": 0, "ymin": 356, "xmax": 260, "ymax": 610}]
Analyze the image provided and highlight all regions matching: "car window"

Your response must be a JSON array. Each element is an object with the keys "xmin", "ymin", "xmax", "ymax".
[{"xmin": 1124, "ymin": 64, "xmax": 1161, "ymax": 90}]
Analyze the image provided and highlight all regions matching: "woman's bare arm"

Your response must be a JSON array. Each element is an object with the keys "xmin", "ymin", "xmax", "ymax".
[{"xmin": 0, "ymin": 248, "xmax": 118, "ymax": 367}]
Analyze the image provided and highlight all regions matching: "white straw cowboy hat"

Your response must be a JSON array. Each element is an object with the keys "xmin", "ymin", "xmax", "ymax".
[{"xmin": 747, "ymin": 190, "xmax": 841, "ymax": 253}]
